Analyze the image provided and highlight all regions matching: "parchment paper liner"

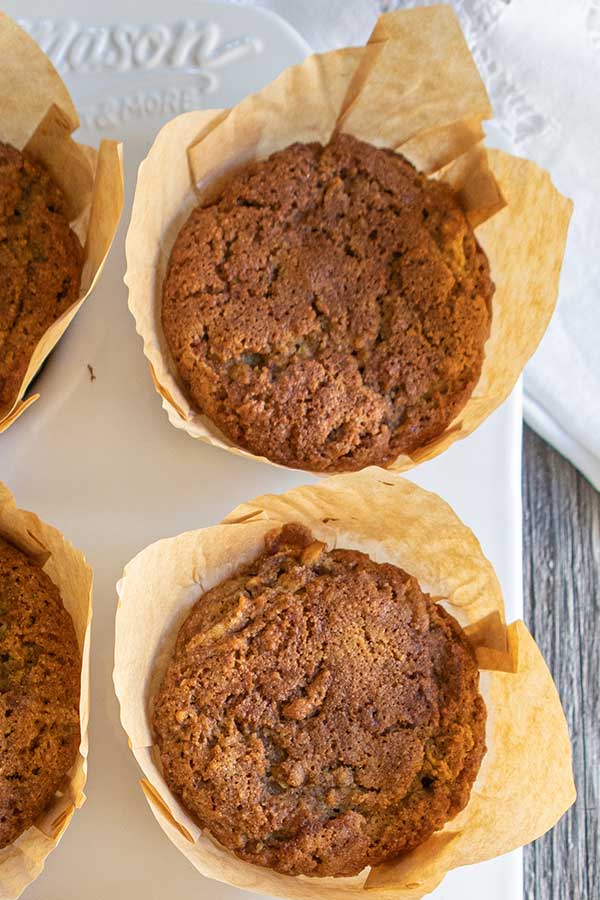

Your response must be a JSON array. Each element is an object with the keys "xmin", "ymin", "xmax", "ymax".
[
  {"xmin": 0, "ymin": 482, "xmax": 92, "ymax": 899},
  {"xmin": 125, "ymin": 4, "xmax": 572, "ymax": 475},
  {"xmin": 114, "ymin": 469, "xmax": 574, "ymax": 900},
  {"xmin": 0, "ymin": 12, "xmax": 124, "ymax": 432}
]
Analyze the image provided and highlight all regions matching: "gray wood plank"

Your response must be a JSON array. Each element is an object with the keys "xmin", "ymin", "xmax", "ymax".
[{"xmin": 523, "ymin": 426, "xmax": 599, "ymax": 900}]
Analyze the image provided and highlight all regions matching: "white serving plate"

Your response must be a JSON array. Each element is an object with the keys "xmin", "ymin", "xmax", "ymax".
[{"xmin": 0, "ymin": 2, "xmax": 522, "ymax": 898}]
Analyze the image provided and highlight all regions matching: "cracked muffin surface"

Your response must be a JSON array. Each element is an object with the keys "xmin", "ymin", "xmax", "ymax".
[
  {"xmin": 153, "ymin": 524, "xmax": 486, "ymax": 877},
  {"xmin": 0, "ymin": 142, "xmax": 83, "ymax": 413},
  {"xmin": 0, "ymin": 536, "xmax": 81, "ymax": 848},
  {"xmin": 162, "ymin": 133, "xmax": 493, "ymax": 472}
]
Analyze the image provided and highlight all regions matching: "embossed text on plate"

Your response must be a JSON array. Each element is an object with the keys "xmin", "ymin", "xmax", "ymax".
[{"xmin": 18, "ymin": 19, "xmax": 262, "ymax": 130}]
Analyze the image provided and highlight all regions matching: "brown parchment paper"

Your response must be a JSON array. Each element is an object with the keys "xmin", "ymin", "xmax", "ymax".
[
  {"xmin": 114, "ymin": 469, "xmax": 574, "ymax": 900},
  {"xmin": 0, "ymin": 12, "xmax": 124, "ymax": 432},
  {"xmin": 0, "ymin": 482, "xmax": 92, "ymax": 900},
  {"xmin": 125, "ymin": 4, "xmax": 571, "ymax": 475}
]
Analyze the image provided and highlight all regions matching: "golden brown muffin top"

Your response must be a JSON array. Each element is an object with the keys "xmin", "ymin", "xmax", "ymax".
[
  {"xmin": 0, "ymin": 142, "xmax": 83, "ymax": 414},
  {"xmin": 162, "ymin": 133, "xmax": 493, "ymax": 472},
  {"xmin": 0, "ymin": 536, "xmax": 81, "ymax": 848},
  {"xmin": 153, "ymin": 524, "xmax": 486, "ymax": 877}
]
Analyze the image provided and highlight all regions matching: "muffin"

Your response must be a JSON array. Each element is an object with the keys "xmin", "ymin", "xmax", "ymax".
[
  {"xmin": 0, "ymin": 142, "xmax": 83, "ymax": 413},
  {"xmin": 162, "ymin": 133, "xmax": 494, "ymax": 472},
  {"xmin": 0, "ymin": 535, "xmax": 81, "ymax": 847},
  {"xmin": 153, "ymin": 523, "xmax": 486, "ymax": 878}
]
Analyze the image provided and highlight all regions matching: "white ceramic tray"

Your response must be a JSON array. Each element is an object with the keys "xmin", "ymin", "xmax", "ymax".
[{"xmin": 0, "ymin": 2, "xmax": 523, "ymax": 897}]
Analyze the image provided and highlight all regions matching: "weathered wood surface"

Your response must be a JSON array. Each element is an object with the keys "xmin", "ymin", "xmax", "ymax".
[{"xmin": 523, "ymin": 426, "xmax": 599, "ymax": 900}]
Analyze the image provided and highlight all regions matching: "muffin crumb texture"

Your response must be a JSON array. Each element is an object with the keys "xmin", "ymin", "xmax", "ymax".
[
  {"xmin": 153, "ymin": 524, "xmax": 486, "ymax": 877},
  {"xmin": 0, "ymin": 537, "xmax": 81, "ymax": 848},
  {"xmin": 0, "ymin": 142, "xmax": 83, "ymax": 413},
  {"xmin": 163, "ymin": 133, "xmax": 493, "ymax": 472}
]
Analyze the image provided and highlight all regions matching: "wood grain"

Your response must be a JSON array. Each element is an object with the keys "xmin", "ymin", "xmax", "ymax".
[{"xmin": 523, "ymin": 426, "xmax": 599, "ymax": 900}]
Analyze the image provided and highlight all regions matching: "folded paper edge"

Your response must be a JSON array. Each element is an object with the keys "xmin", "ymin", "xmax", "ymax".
[
  {"xmin": 0, "ymin": 138, "xmax": 124, "ymax": 430},
  {"xmin": 124, "ymin": 9, "xmax": 568, "ymax": 479},
  {"xmin": 0, "ymin": 482, "xmax": 92, "ymax": 898},
  {"xmin": 111, "ymin": 471, "xmax": 573, "ymax": 899}
]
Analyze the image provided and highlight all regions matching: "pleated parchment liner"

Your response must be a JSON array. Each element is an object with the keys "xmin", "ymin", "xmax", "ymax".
[
  {"xmin": 0, "ymin": 13, "xmax": 124, "ymax": 432},
  {"xmin": 126, "ymin": 4, "xmax": 572, "ymax": 475},
  {"xmin": 114, "ymin": 470, "xmax": 574, "ymax": 900},
  {"xmin": 0, "ymin": 483, "xmax": 92, "ymax": 900}
]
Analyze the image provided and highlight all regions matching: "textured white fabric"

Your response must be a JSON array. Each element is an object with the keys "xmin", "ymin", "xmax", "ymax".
[{"xmin": 232, "ymin": 0, "xmax": 600, "ymax": 487}]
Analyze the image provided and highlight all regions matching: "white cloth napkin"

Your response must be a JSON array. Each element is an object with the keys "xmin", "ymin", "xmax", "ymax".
[{"xmin": 231, "ymin": 0, "xmax": 600, "ymax": 489}]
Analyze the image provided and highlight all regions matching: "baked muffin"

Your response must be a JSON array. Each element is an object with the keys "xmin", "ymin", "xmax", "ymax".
[
  {"xmin": 0, "ymin": 142, "xmax": 83, "ymax": 413},
  {"xmin": 162, "ymin": 133, "xmax": 493, "ymax": 472},
  {"xmin": 0, "ymin": 536, "xmax": 81, "ymax": 847},
  {"xmin": 153, "ymin": 524, "xmax": 486, "ymax": 878}
]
